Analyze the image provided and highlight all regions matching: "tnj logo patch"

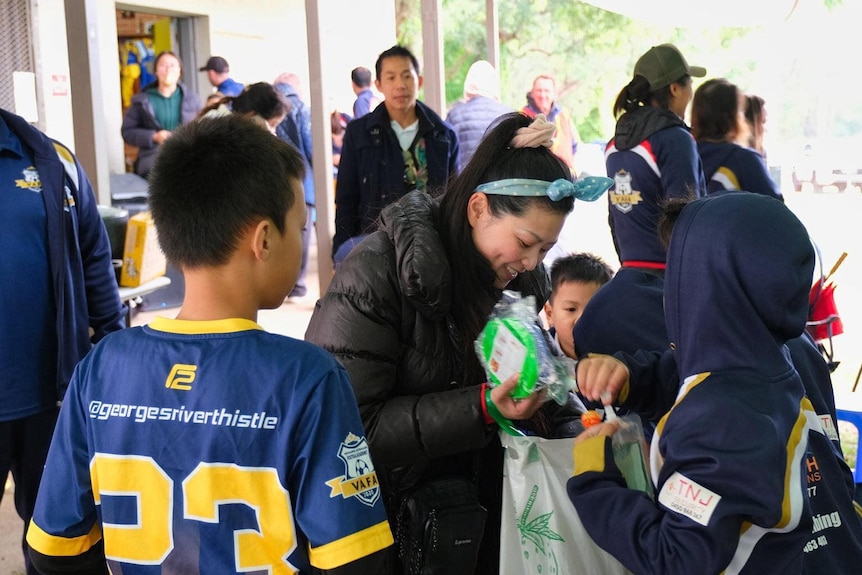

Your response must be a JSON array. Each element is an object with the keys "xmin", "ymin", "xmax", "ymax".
[
  {"xmin": 15, "ymin": 166, "xmax": 42, "ymax": 193},
  {"xmin": 165, "ymin": 364, "xmax": 197, "ymax": 390},
  {"xmin": 658, "ymin": 471, "xmax": 721, "ymax": 527},
  {"xmin": 326, "ymin": 432, "xmax": 381, "ymax": 507},
  {"xmin": 610, "ymin": 170, "xmax": 642, "ymax": 213}
]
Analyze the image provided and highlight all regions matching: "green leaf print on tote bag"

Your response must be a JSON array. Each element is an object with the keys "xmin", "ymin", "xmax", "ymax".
[{"xmin": 500, "ymin": 433, "xmax": 632, "ymax": 575}]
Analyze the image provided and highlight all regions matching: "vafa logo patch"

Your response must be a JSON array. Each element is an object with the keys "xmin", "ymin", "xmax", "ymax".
[{"xmin": 326, "ymin": 432, "xmax": 381, "ymax": 507}]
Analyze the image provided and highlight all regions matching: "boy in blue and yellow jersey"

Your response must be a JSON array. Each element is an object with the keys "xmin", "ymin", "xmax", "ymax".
[
  {"xmin": 26, "ymin": 114, "xmax": 393, "ymax": 575},
  {"xmin": 568, "ymin": 192, "xmax": 815, "ymax": 574}
]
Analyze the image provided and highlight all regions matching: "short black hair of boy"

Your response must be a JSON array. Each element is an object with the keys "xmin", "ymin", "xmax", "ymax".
[
  {"xmin": 375, "ymin": 45, "xmax": 420, "ymax": 79},
  {"xmin": 549, "ymin": 253, "xmax": 614, "ymax": 297},
  {"xmin": 148, "ymin": 114, "xmax": 306, "ymax": 268}
]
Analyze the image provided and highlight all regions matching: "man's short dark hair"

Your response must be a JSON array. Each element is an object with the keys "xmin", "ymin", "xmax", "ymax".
[
  {"xmin": 351, "ymin": 66, "xmax": 372, "ymax": 88},
  {"xmin": 375, "ymin": 45, "xmax": 420, "ymax": 79},
  {"xmin": 148, "ymin": 114, "xmax": 305, "ymax": 268}
]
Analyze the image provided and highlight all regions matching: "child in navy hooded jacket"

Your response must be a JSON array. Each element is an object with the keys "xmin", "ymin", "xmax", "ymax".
[{"xmin": 568, "ymin": 192, "xmax": 815, "ymax": 574}]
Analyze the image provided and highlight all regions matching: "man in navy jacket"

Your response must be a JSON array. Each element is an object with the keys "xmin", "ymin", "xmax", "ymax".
[
  {"xmin": 333, "ymin": 45, "xmax": 459, "ymax": 261},
  {"xmin": 0, "ymin": 108, "xmax": 125, "ymax": 575}
]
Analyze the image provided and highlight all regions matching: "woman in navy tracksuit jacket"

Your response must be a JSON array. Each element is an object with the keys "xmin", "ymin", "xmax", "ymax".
[
  {"xmin": 691, "ymin": 78, "xmax": 783, "ymax": 200},
  {"xmin": 605, "ymin": 44, "xmax": 707, "ymax": 270}
]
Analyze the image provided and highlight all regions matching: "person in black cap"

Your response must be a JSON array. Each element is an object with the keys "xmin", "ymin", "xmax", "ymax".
[{"xmin": 199, "ymin": 56, "xmax": 244, "ymax": 97}]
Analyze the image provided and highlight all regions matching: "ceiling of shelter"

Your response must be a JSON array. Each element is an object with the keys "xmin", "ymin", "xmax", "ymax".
[{"xmin": 580, "ymin": 0, "xmax": 801, "ymax": 27}]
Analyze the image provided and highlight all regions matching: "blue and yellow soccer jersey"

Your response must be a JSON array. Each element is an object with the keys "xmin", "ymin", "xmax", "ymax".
[{"xmin": 27, "ymin": 317, "xmax": 393, "ymax": 573}]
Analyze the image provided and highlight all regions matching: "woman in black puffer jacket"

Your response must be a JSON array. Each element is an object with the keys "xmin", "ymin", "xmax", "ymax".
[{"xmin": 306, "ymin": 112, "xmax": 577, "ymax": 574}]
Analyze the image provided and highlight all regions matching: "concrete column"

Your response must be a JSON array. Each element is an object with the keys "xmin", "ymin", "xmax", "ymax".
[
  {"xmin": 420, "ymin": 0, "xmax": 445, "ymax": 117},
  {"xmin": 64, "ymin": 0, "xmax": 125, "ymax": 204}
]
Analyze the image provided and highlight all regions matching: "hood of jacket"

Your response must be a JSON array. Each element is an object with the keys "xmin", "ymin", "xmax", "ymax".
[
  {"xmin": 665, "ymin": 192, "xmax": 814, "ymax": 378},
  {"xmin": 377, "ymin": 190, "xmax": 452, "ymax": 318},
  {"xmin": 697, "ymin": 140, "xmax": 742, "ymax": 180},
  {"xmin": 613, "ymin": 106, "xmax": 687, "ymax": 151}
]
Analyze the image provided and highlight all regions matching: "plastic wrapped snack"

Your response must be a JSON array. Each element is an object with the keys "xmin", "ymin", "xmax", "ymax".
[{"xmin": 474, "ymin": 291, "xmax": 578, "ymax": 405}]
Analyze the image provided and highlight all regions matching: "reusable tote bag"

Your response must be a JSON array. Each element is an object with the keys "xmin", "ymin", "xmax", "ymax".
[{"xmin": 500, "ymin": 432, "xmax": 632, "ymax": 575}]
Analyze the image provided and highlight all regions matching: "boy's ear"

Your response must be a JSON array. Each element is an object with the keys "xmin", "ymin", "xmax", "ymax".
[
  {"xmin": 543, "ymin": 300, "xmax": 553, "ymax": 327},
  {"xmin": 250, "ymin": 219, "xmax": 272, "ymax": 261}
]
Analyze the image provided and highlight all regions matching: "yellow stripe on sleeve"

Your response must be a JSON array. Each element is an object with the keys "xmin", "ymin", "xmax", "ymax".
[
  {"xmin": 26, "ymin": 521, "xmax": 103, "ymax": 557},
  {"xmin": 308, "ymin": 520, "xmax": 393, "ymax": 570},
  {"xmin": 573, "ymin": 435, "xmax": 610, "ymax": 476}
]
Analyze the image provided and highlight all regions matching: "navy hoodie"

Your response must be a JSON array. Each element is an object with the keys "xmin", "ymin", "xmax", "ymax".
[
  {"xmin": 697, "ymin": 140, "xmax": 783, "ymax": 201},
  {"xmin": 569, "ymin": 192, "xmax": 814, "ymax": 574}
]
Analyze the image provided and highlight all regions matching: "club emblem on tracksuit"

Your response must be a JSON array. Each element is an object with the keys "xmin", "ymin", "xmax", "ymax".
[
  {"xmin": 326, "ymin": 432, "xmax": 381, "ymax": 507},
  {"xmin": 15, "ymin": 166, "xmax": 42, "ymax": 193},
  {"xmin": 610, "ymin": 170, "xmax": 642, "ymax": 213}
]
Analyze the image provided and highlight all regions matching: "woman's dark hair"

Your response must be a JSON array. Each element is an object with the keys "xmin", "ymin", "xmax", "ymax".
[
  {"xmin": 197, "ymin": 82, "xmax": 289, "ymax": 123},
  {"xmin": 657, "ymin": 195, "xmax": 698, "ymax": 249},
  {"xmin": 612, "ymin": 74, "xmax": 691, "ymax": 118},
  {"xmin": 230, "ymin": 82, "xmax": 289, "ymax": 122},
  {"xmin": 744, "ymin": 94, "xmax": 766, "ymax": 153},
  {"xmin": 691, "ymin": 78, "xmax": 741, "ymax": 142},
  {"xmin": 438, "ymin": 112, "xmax": 574, "ymax": 382}
]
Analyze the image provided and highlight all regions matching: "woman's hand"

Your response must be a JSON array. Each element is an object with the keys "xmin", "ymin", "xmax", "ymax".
[
  {"xmin": 153, "ymin": 129, "xmax": 172, "ymax": 145},
  {"xmin": 490, "ymin": 373, "xmax": 545, "ymax": 420},
  {"xmin": 576, "ymin": 354, "xmax": 629, "ymax": 405}
]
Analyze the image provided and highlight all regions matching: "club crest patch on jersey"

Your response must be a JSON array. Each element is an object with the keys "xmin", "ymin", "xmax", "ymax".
[
  {"xmin": 326, "ymin": 432, "xmax": 381, "ymax": 507},
  {"xmin": 15, "ymin": 166, "xmax": 42, "ymax": 193},
  {"xmin": 610, "ymin": 170, "xmax": 642, "ymax": 213}
]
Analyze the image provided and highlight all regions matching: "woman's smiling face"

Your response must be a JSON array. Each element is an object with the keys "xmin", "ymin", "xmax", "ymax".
[{"xmin": 468, "ymin": 193, "xmax": 566, "ymax": 289}]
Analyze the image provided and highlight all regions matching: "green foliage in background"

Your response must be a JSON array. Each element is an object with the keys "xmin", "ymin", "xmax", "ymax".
[{"xmin": 395, "ymin": 0, "xmax": 862, "ymax": 162}]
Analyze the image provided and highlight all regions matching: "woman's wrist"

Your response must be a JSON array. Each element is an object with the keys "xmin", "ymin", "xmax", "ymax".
[
  {"xmin": 480, "ymin": 383, "xmax": 494, "ymax": 425},
  {"xmin": 484, "ymin": 384, "xmax": 521, "ymax": 436}
]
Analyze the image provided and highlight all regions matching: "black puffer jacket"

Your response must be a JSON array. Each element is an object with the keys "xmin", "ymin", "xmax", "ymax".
[
  {"xmin": 306, "ymin": 190, "xmax": 550, "ymax": 482},
  {"xmin": 307, "ymin": 190, "xmax": 551, "ymax": 573}
]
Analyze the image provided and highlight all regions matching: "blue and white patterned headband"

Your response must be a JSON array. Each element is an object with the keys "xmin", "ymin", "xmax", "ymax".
[{"xmin": 475, "ymin": 176, "xmax": 613, "ymax": 203}]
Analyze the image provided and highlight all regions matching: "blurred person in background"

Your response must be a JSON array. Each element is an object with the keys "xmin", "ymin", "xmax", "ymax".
[
  {"xmin": 522, "ymin": 74, "xmax": 580, "ymax": 175},
  {"xmin": 199, "ymin": 81, "xmax": 288, "ymax": 134},
  {"xmin": 691, "ymin": 78, "xmax": 782, "ymax": 201},
  {"xmin": 198, "ymin": 56, "xmax": 244, "ymax": 97},
  {"xmin": 351, "ymin": 66, "xmax": 380, "ymax": 118},
  {"xmin": 744, "ymin": 93, "xmax": 768, "ymax": 159},
  {"xmin": 273, "ymin": 73, "xmax": 315, "ymax": 300},
  {"xmin": 122, "ymin": 51, "xmax": 202, "ymax": 179},
  {"xmin": 446, "ymin": 60, "xmax": 513, "ymax": 168}
]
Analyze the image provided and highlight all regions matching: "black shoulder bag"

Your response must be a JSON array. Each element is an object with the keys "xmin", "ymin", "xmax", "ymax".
[{"xmin": 395, "ymin": 477, "xmax": 487, "ymax": 575}]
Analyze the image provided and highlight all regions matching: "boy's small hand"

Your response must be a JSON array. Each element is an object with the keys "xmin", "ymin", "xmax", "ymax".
[
  {"xmin": 576, "ymin": 354, "xmax": 629, "ymax": 404},
  {"xmin": 574, "ymin": 420, "xmax": 620, "ymax": 445},
  {"xmin": 490, "ymin": 374, "xmax": 544, "ymax": 420}
]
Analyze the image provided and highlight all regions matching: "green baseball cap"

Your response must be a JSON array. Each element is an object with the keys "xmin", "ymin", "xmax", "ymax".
[{"xmin": 634, "ymin": 44, "xmax": 706, "ymax": 91}]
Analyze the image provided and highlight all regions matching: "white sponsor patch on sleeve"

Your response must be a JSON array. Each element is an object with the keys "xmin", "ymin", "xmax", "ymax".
[
  {"xmin": 818, "ymin": 413, "xmax": 839, "ymax": 442},
  {"xmin": 658, "ymin": 471, "xmax": 721, "ymax": 527}
]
